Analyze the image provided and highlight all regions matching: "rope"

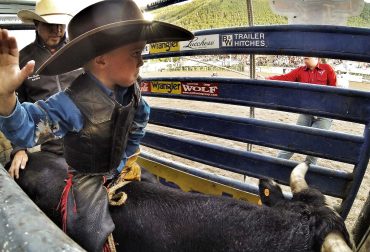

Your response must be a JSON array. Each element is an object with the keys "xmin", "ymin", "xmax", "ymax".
[
  {"xmin": 105, "ymin": 150, "xmax": 142, "ymax": 252},
  {"xmin": 105, "ymin": 176, "xmax": 130, "ymax": 252},
  {"xmin": 108, "ymin": 180, "xmax": 131, "ymax": 206},
  {"xmin": 107, "ymin": 149, "xmax": 141, "ymax": 206},
  {"xmin": 107, "ymin": 162, "xmax": 141, "ymax": 206},
  {"xmin": 107, "ymin": 233, "xmax": 117, "ymax": 252}
]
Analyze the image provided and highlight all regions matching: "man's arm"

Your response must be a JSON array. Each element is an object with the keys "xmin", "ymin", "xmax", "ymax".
[
  {"xmin": 0, "ymin": 29, "xmax": 34, "ymax": 116},
  {"xmin": 116, "ymin": 97, "xmax": 150, "ymax": 172},
  {"xmin": 266, "ymin": 67, "xmax": 300, "ymax": 82}
]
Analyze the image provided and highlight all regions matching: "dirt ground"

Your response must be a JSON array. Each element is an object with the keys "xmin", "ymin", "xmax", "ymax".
[{"xmin": 141, "ymin": 70, "xmax": 370, "ymax": 233}]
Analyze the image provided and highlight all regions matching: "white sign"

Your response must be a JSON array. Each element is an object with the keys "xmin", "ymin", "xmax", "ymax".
[
  {"xmin": 221, "ymin": 33, "xmax": 266, "ymax": 47},
  {"xmin": 180, "ymin": 34, "xmax": 220, "ymax": 51}
]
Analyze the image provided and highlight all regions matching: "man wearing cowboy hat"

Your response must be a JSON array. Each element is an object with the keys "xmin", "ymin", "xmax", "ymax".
[
  {"xmin": 0, "ymin": 0, "xmax": 193, "ymax": 251},
  {"xmin": 7, "ymin": 0, "xmax": 83, "ymax": 179}
]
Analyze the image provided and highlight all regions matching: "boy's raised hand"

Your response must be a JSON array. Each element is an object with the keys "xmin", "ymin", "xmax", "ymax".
[{"xmin": 0, "ymin": 29, "xmax": 34, "ymax": 115}]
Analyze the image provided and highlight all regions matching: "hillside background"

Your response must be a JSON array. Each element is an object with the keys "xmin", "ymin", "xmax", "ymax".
[{"xmin": 151, "ymin": 0, "xmax": 370, "ymax": 30}]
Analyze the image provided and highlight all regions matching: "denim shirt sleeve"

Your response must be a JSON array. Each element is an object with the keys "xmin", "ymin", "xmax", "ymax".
[
  {"xmin": 0, "ymin": 92, "xmax": 83, "ymax": 148},
  {"xmin": 116, "ymin": 97, "xmax": 150, "ymax": 172}
]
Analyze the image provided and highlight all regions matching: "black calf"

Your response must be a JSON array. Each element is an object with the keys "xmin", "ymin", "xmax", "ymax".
[
  {"xmin": 11, "ymin": 151, "xmax": 351, "ymax": 252},
  {"xmin": 259, "ymin": 178, "xmax": 351, "ymax": 252}
]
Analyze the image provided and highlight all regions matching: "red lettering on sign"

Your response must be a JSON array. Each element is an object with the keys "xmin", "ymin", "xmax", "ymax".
[{"xmin": 140, "ymin": 82, "xmax": 151, "ymax": 92}]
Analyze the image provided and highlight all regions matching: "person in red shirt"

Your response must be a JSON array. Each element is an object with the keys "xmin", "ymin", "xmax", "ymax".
[
  {"xmin": 267, "ymin": 57, "xmax": 337, "ymax": 86},
  {"xmin": 265, "ymin": 57, "xmax": 337, "ymax": 165}
]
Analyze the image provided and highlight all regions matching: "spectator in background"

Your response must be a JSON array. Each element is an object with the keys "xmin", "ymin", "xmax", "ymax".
[
  {"xmin": 264, "ymin": 57, "xmax": 337, "ymax": 165},
  {"xmin": 8, "ymin": 0, "xmax": 82, "ymax": 178}
]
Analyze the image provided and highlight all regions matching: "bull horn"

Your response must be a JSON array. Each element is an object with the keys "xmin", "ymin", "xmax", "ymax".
[
  {"xmin": 290, "ymin": 162, "xmax": 309, "ymax": 194},
  {"xmin": 321, "ymin": 231, "xmax": 352, "ymax": 252}
]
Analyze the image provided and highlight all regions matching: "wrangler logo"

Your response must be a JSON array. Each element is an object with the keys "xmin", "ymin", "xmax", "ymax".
[
  {"xmin": 151, "ymin": 81, "xmax": 181, "ymax": 94},
  {"xmin": 149, "ymin": 41, "xmax": 180, "ymax": 53}
]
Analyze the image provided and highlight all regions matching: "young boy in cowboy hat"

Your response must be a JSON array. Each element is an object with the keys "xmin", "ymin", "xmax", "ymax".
[
  {"xmin": 0, "ymin": 0, "xmax": 193, "ymax": 251},
  {"xmin": 8, "ymin": 0, "xmax": 83, "ymax": 179}
]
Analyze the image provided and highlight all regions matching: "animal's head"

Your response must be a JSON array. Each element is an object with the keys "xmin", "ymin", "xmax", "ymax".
[{"xmin": 258, "ymin": 162, "xmax": 353, "ymax": 252}]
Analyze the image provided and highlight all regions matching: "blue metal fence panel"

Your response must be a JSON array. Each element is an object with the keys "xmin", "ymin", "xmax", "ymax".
[
  {"xmin": 141, "ymin": 25, "xmax": 370, "ymax": 219},
  {"xmin": 142, "ymin": 77, "xmax": 370, "ymax": 123},
  {"xmin": 340, "ymin": 123, "xmax": 370, "ymax": 218},
  {"xmin": 149, "ymin": 107, "xmax": 363, "ymax": 164},
  {"xmin": 141, "ymin": 76, "xmax": 370, "ymax": 218},
  {"xmin": 141, "ymin": 131, "xmax": 353, "ymax": 198},
  {"xmin": 143, "ymin": 25, "xmax": 370, "ymax": 63}
]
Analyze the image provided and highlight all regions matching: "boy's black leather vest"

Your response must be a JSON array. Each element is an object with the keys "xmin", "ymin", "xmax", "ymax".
[{"xmin": 63, "ymin": 73, "xmax": 140, "ymax": 174}]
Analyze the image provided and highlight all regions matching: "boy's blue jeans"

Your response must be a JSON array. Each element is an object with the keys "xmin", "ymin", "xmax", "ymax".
[{"xmin": 277, "ymin": 114, "xmax": 333, "ymax": 165}]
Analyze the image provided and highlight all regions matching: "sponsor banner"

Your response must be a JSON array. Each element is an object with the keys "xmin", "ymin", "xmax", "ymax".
[
  {"xmin": 149, "ymin": 41, "xmax": 180, "ymax": 54},
  {"xmin": 181, "ymin": 82, "xmax": 219, "ymax": 97},
  {"xmin": 151, "ymin": 81, "xmax": 182, "ymax": 94},
  {"xmin": 220, "ymin": 32, "xmax": 266, "ymax": 48},
  {"xmin": 180, "ymin": 34, "xmax": 220, "ymax": 51},
  {"xmin": 140, "ymin": 82, "xmax": 151, "ymax": 92}
]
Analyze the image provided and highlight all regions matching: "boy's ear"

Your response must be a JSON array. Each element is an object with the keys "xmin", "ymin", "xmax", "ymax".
[{"xmin": 94, "ymin": 55, "xmax": 106, "ymax": 67}]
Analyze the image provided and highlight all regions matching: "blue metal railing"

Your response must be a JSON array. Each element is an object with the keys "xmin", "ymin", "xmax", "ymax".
[
  {"xmin": 140, "ymin": 25, "xmax": 370, "ymax": 218},
  {"xmin": 141, "ymin": 76, "xmax": 370, "ymax": 218},
  {"xmin": 143, "ymin": 25, "xmax": 370, "ymax": 63},
  {"xmin": 141, "ymin": 77, "xmax": 370, "ymax": 123},
  {"xmin": 149, "ymin": 107, "xmax": 363, "ymax": 164}
]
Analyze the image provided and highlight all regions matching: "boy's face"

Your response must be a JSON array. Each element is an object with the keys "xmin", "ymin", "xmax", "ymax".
[{"xmin": 104, "ymin": 41, "xmax": 146, "ymax": 88}]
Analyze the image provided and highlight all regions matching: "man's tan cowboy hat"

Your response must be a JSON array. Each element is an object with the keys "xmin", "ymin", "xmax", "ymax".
[
  {"xmin": 17, "ymin": 0, "xmax": 73, "ymax": 25},
  {"xmin": 37, "ymin": 0, "xmax": 194, "ymax": 75}
]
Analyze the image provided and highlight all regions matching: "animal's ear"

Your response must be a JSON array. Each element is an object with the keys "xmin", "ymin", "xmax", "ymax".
[{"xmin": 258, "ymin": 178, "xmax": 285, "ymax": 207}]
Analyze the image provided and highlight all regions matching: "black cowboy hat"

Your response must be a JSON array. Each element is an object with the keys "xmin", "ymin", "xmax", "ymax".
[{"xmin": 37, "ymin": 0, "xmax": 194, "ymax": 75}]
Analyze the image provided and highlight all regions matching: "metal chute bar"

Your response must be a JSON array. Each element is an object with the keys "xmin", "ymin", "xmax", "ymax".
[
  {"xmin": 143, "ymin": 25, "xmax": 370, "ymax": 63},
  {"xmin": 0, "ymin": 164, "xmax": 85, "ymax": 251}
]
